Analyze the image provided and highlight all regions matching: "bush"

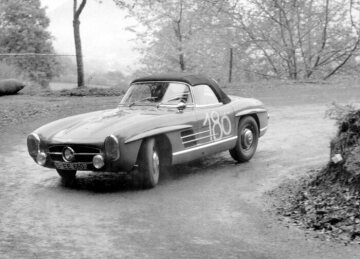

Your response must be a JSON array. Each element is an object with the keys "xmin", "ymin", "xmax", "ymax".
[
  {"xmin": 0, "ymin": 62, "xmax": 23, "ymax": 79},
  {"xmin": 275, "ymin": 104, "xmax": 360, "ymax": 243},
  {"xmin": 323, "ymin": 104, "xmax": 360, "ymax": 188},
  {"xmin": 0, "ymin": 79, "xmax": 25, "ymax": 96},
  {"xmin": 49, "ymin": 87, "xmax": 125, "ymax": 97}
]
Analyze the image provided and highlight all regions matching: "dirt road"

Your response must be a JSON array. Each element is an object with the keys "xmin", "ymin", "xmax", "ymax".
[{"xmin": 1, "ymin": 83, "xmax": 359, "ymax": 258}]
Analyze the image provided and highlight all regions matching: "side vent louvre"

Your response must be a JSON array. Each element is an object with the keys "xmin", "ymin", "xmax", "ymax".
[{"xmin": 181, "ymin": 130, "xmax": 197, "ymax": 148}]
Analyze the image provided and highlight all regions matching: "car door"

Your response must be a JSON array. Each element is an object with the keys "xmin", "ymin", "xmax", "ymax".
[
  {"xmin": 194, "ymin": 84, "xmax": 237, "ymax": 152},
  {"xmin": 173, "ymin": 84, "xmax": 237, "ymax": 162}
]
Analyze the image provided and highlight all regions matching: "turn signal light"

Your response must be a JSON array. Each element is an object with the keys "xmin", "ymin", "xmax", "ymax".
[
  {"xmin": 93, "ymin": 155, "xmax": 105, "ymax": 169},
  {"xmin": 36, "ymin": 152, "xmax": 47, "ymax": 166}
]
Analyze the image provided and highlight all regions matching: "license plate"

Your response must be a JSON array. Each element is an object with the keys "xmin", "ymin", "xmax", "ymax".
[{"xmin": 54, "ymin": 161, "xmax": 88, "ymax": 170}]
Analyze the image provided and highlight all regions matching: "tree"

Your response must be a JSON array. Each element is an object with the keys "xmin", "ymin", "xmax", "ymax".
[
  {"xmin": 117, "ymin": 0, "xmax": 360, "ymax": 81},
  {"xmin": 0, "ymin": 0, "xmax": 60, "ymax": 85},
  {"xmin": 73, "ymin": 0, "xmax": 87, "ymax": 88},
  {"xmin": 115, "ymin": 0, "xmax": 238, "ymax": 83},
  {"xmin": 228, "ymin": 0, "xmax": 360, "ymax": 80},
  {"xmin": 115, "ymin": 0, "xmax": 194, "ymax": 72}
]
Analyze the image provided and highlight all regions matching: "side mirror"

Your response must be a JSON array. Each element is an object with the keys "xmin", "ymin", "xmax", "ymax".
[{"xmin": 176, "ymin": 102, "xmax": 187, "ymax": 113}]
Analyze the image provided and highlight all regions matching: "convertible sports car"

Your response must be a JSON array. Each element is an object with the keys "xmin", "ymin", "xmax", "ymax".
[{"xmin": 27, "ymin": 74, "xmax": 268, "ymax": 188}]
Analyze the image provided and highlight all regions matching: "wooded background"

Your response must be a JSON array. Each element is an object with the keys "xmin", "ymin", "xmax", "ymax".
[{"xmin": 1, "ymin": 0, "xmax": 360, "ymax": 87}]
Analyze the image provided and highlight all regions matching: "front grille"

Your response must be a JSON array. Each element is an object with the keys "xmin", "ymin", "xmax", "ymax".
[{"xmin": 48, "ymin": 145, "xmax": 101, "ymax": 163}]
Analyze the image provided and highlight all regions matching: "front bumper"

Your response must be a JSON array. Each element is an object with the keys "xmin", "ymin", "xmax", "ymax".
[{"xmin": 28, "ymin": 139, "xmax": 142, "ymax": 173}]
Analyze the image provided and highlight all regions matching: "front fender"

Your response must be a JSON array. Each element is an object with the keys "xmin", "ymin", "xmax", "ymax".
[{"xmin": 124, "ymin": 124, "xmax": 192, "ymax": 144}]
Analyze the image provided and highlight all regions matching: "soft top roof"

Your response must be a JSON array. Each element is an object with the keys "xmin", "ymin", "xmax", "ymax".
[{"xmin": 131, "ymin": 73, "xmax": 231, "ymax": 104}]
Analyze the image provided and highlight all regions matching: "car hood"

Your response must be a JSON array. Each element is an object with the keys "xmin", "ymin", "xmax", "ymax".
[{"xmin": 35, "ymin": 106, "xmax": 181, "ymax": 143}]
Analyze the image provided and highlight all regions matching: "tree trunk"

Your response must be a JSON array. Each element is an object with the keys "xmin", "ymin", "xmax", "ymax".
[
  {"xmin": 73, "ymin": 19, "xmax": 84, "ymax": 88},
  {"xmin": 228, "ymin": 47, "xmax": 233, "ymax": 83},
  {"xmin": 73, "ymin": 0, "xmax": 87, "ymax": 88},
  {"xmin": 179, "ymin": 51, "xmax": 185, "ymax": 72}
]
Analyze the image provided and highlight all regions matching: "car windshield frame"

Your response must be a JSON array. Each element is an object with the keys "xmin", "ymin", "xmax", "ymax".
[{"xmin": 119, "ymin": 81, "xmax": 195, "ymax": 107}]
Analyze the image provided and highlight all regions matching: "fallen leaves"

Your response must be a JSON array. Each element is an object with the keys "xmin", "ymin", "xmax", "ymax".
[{"xmin": 272, "ymin": 107, "xmax": 360, "ymax": 245}]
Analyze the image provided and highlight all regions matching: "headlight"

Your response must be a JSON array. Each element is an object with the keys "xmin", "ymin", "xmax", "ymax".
[
  {"xmin": 27, "ymin": 133, "xmax": 40, "ymax": 157},
  {"xmin": 104, "ymin": 135, "xmax": 120, "ymax": 160}
]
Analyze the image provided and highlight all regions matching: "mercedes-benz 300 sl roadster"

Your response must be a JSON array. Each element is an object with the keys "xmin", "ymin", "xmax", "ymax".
[{"xmin": 27, "ymin": 74, "xmax": 268, "ymax": 188}]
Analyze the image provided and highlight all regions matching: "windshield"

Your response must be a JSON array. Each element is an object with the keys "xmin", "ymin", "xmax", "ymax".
[{"xmin": 120, "ymin": 82, "xmax": 193, "ymax": 106}]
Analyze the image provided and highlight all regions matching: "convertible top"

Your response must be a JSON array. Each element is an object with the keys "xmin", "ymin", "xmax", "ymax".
[{"xmin": 131, "ymin": 73, "xmax": 231, "ymax": 104}]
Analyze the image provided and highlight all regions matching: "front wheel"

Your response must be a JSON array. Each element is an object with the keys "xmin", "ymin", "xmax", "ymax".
[
  {"xmin": 230, "ymin": 116, "xmax": 259, "ymax": 162},
  {"xmin": 137, "ymin": 138, "xmax": 161, "ymax": 188},
  {"xmin": 56, "ymin": 169, "xmax": 76, "ymax": 186}
]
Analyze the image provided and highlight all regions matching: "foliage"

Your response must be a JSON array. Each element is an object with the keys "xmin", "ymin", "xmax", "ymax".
[
  {"xmin": 326, "ymin": 103, "xmax": 360, "ymax": 160},
  {"xmin": 51, "ymin": 87, "xmax": 124, "ymax": 97},
  {"xmin": 274, "ymin": 105, "xmax": 360, "ymax": 243},
  {"xmin": 231, "ymin": 0, "xmax": 360, "ymax": 80},
  {"xmin": 116, "ymin": 0, "xmax": 360, "ymax": 81},
  {"xmin": 0, "ymin": 0, "xmax": 60, "ymax": 85},
  {"xmin": 0, "ymin": 61, "xmax": 23, "ymax": 79},
  {"xmin": 86, "ymin": 71, "xmax": 128, "ymax": 87},
  {"xmin": 115, "ymin": 0, "xmax": 241, "ymax": 83},
  {"xmin": 274, "ymin": 173, "xmax": 360, "ymax": 243},
  {"xmin": 326, "ymin": 103, "xmax": 357, "ymax": 123}
]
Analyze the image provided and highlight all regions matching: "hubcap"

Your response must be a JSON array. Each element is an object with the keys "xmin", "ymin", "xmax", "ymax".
[
  {"xmin": 152, "ymin": 150, "xmax": 160, "ymax": 182},
  {"xmin": 242, "ymin": 128, "xmax": 254, "ymax": 150}
]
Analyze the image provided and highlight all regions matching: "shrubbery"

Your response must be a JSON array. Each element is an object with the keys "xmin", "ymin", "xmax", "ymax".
[
  {"xmin": 323, "ymin": 104, "xmax": 360, "ymax": 188},
  {"xmin": 276, "ymin": 104, "xmax": 360, "ymax": 243},
  {"xmin": 0, "ymin": 79, "xmax": 25, "ymax": 96},
  {"xmin": 39, "ymin": 87, "xmax": 125, "ymax": 97}
]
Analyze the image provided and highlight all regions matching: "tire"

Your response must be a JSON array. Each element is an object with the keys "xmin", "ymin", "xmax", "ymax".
[
  {"xmin": 137, "ymin": 138, "xmax": 161, "ymax": 188},
  {"xmin": 230, "ymin": 116, "xmax": 259, "ymax": 162},
  {"xmin": 56, "ymin": 169, "xmax": 76, "ymax": 186}
]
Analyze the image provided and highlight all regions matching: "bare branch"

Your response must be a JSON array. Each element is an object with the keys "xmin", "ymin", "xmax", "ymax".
[
  {"xmin": 74, "ymin": 0, "xmax": 87, "ymax": 19},
  {"xmin": 324, "ymin": 38, "xmax": 360, "ymax": 79}
]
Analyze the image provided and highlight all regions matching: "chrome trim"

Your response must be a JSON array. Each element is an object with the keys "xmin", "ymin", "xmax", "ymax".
[
  {"xmin": 48, "ymin": 152, "xmax": 62, "ymax": 155},
  {"xmin": 48, "ymin": 152, "xmax": 99, "ymax": 155},
  {"xmin": 195, "ymin": 103, "xmax": 223, "ymax": 108},
  {"xmin": 159, "ymin": 104, "xmax": 195, "ymax": 108},
  {"xmin": 29, "ymin": 132, "xmax": 41, "ymax": 143},
  {"xmin": 260, "ymin": 126, "xmax": 268, "ymax": 132},
  {"xmin": 173, "ymin": 136, "xmax": 237, "ymax": 156},
  {"xmin": 62, "ymin": 146, "xmax": 75, "ymax": 162},
  {"xmin": 181, "ymin": 130, "xmax": 210, "ymax": 139},
  {"xmin": 109, "ymin": 134, "xmax": 119, "ymax": 145},
  {"xmin": 182, "ymin": 134, "xmax": 214, "ymax": 144}
]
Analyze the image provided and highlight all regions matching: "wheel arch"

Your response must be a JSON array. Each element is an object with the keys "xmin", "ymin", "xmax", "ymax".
[
  {"xmin": 136, "ymin": 134, "xmax": 172, "ymax": 166},
  {"xmin": 237, "ymin": 113, "xmax": 260, "ymax": 134},
  {"xmin": 154, "ymin": 134, "xmax": 172, "ymax": 166}
]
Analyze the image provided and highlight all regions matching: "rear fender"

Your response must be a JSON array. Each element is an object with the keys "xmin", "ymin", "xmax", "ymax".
[{"xmin": 235, "ymin": 109, "xmax": 268, "ymax": 137}]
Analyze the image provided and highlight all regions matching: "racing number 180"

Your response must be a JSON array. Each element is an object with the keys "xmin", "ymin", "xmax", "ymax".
[{"xmin": 203, "ymin": 111, "xmax": 232, "ymax": 141}]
